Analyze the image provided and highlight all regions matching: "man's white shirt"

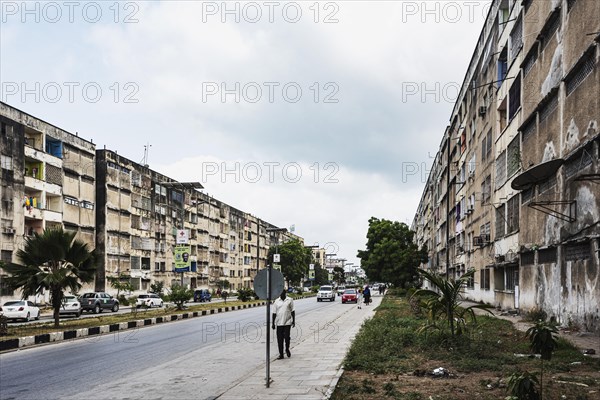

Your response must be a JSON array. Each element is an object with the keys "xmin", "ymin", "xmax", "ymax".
[{"xmin": 273, "ymin": 296, "xmax": 295, "ymax": 326}]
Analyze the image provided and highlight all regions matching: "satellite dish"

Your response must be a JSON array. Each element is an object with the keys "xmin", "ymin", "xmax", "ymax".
[{"xmin": 511, "ymin": 158, "xmax": 564, "ymax": 190}]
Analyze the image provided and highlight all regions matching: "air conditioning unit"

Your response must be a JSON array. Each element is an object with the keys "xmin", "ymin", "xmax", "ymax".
[
  {"xmin": 2, "ymin": 227, "xmax": 15, "ymax": 234},
  {"xmin": 495, "ymin": 254, "xmax": 506, "ymax": 263},
  {"xmin": 481, "ymin": 234, "xmax": 491, "ymax": 243},
  {"xmin": 473, "ymin": 236, "xmax": 484, "ymax": 247},
  {"xmin": 478, "ymin": 106, "xmax": 487, "ymax": 116}
]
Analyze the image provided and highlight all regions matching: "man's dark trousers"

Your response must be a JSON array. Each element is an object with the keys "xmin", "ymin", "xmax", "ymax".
[{"xmin": 276, "ymin": 325, "xmax": 291, "ymax": 356}]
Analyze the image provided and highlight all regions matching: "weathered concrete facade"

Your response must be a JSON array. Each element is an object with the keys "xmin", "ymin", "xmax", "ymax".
[
  {"xmin": 0, "ymin": 102, "xmax": 97, "ymax": 304},
  {"xmin": 95, "ymin": 149, "xmax": 301, "ymax": 294},
  {"xmin": 413, "ymin": 0, "xmax": 599, "ymax": 332}
]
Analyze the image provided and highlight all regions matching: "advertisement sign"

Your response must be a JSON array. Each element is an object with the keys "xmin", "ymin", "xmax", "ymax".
[
  {"xmin": 309, "ymin": 270, "xmax": 315, "ymax": 280},
  {"xmin": 328, "ymin": 273, "xmax": 333, "ymax": 282},
  {"xmin": 273, "ymin": 264, "xmax": 281, "ymax": 271},
  {"xmin": 273, "ymin": 254, "xmax": 280, "ymax": 263},
  {"xmin": 309, "ymin": 263, "xmax": 314, "ymax": 270},
  {"xmin": 174, "ymin": 245, "xmax": 191, "ymax": 272}
]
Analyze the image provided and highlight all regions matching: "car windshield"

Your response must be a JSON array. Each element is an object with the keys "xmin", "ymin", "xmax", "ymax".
[
  {"xmin": 3, "ymin": 301, "xmax": 25, "ymax": 306},
  {"xmin": 320, "ymin": 286, "xmax": 332, "ymax": 291},
  {"xmin": 344, "ymin": 289, "xmax": 356, "ymax": 294},
  {"xmin": 138, "ymin": 295, "xmax": 149, "ymax": 298},
  {"xmin": 63, "ymin": 296, "xmax": 77, "ymax": 303}
]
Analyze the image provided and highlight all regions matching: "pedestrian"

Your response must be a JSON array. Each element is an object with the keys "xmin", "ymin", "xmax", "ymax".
[
  {"xmin": 272, "ymin": 289, "xmax": 295, "ymax": 359},
  {"xmin": 363, "ymin": 285, "xmax": 371, "ymax": 306},
  {"xmin": 357, "ymin": 287, "xmax": 362, "ymax": 309}
]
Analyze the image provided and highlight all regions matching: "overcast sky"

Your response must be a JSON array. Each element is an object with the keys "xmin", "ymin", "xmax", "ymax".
[{"xmin": 1, "ymin": 0, "xmax": 491, "ymax": 267}]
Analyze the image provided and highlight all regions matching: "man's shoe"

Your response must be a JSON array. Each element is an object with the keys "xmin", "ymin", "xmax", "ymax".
[
  {"xmin": 277, "ymin": 355, "xmax": 284, "ymax": 359},
  {"xmin": 286, "ymin": 349, "xmax": 291, "ymax": 358}
]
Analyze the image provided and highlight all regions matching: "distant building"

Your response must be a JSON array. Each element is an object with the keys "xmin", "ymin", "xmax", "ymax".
[{"xmin": 413, "ymin": 0, "xmax": 599, "ymax": 332}]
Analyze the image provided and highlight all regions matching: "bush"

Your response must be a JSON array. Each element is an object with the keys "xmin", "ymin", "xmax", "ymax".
[
  {"xmin": 169, "ymin": 284, "xmax": 194, "ymax": 310},
  {"xmin": 237, "ymin": 288, "xmax": 256, "ymax": 302},
  {"xmin": 524, "ymin": 308, "xmax": 548, "ymax": 322}
]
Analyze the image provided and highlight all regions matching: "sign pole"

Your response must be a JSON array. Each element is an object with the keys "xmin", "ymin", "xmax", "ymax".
[{"xmin": 266, "ymin": 261, "xmax": 271, "ymax": 388}]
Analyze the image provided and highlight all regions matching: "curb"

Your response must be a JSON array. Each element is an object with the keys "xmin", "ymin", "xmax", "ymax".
[{"xmin": 0, "ymin": 301, "xmax": 268, "ymax": 352}]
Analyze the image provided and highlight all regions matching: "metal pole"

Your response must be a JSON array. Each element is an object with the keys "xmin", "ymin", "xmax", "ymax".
[{"xmin": 260, "ymin": 220, "xmax": 272, "ymax": 388}]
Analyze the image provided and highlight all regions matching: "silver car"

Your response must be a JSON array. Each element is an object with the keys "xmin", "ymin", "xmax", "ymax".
[{"xmin": 59, "ymin": 295, "xmax": 82, "ymax": 317}]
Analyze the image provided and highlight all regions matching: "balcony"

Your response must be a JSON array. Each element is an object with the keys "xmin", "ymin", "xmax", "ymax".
[
  {"xmin": 44, "ymin": 209, "xmax": 62, "ymax": 223},
  {"xmin": 24, "ymin": 207, "xmax": 43, "ymax": 220},
  {"xmin": 25, "ymin": 176, "xmax": 45, "ymax": 191},
  {"xmin": 24, "ymin": 146, "xmax": 62, "ymax": 168}
]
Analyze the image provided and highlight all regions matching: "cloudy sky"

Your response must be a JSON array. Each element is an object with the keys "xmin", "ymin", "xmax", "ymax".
[{"xmin": 1, "ymin": 0, "xmax": 491, "ymax": 267}]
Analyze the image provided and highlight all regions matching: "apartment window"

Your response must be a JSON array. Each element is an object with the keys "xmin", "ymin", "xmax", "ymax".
[
  {"xmin": 506, "ymin": 136, "xmax": 521, "ymax": 177},
  {"xmin": 505, "ymin": 265, "xmax": 518, "ymax": 291},
  {"xmin": 480, "ymin": 222, "xmax": 491, "ymax": 241},
  {"xmin": 510, "ymin": 17, "xmax": 523, "ymax": 61},
  {"xmin": 1, "ymin": 250, "xmax": 12, "ymax": 263},
  {"xmin": 1, "ymin": 155, "xmax": 13, "ymax": 170},
  {"xmin": 506, "ymin": 195, "xmax": 520, "ymax": 234},
  {"xmin": 521, "ymin": 116, "xmax": 537, "ymax": 141},
  {"xmin": 466, "ymin": 270, "xmax": 475, "ymax": 289},
  {"xmin": 480, "ymin": 268, "xmax": 491, "ymax": 290},
  {"xmin": 0, "ymin": 275, "xmax": 14, "ymax": 296},
  {"xmin": 538, "ymin": 247, "xmax": 557, "ymax": 264},
  {"xmin": 522, "ymin": 44, "xmax": 539, "ymax": 77},
  {"xmin": 155, "ymin": 262, "xmax": 161, "ymax": 271},
  {"xmin": 141, "ymin": 257, "xmax": 151, "ymax": 270},
  {"xmin": 540, "ymin": 10, "xmax": 561, "ymax": 51},
  {"xmin": 171, "ymin": 191, "xmax": 183, "ymax": 204},
  {"xmin": 564, "ymin": 149, "xmax": 593, "ymax": 179},
  {"xmin": 520, "ymin": 251, "xmax": 534, "ymax": 265},
  {"xmin": 482, "ymin": 130, "xmax": 492, "ymax": 163},
  {"xmin": 495, "ymin": 204, "xmax": 506, "ymax": 238},
  {"xmin": 497, "ymin": 47, "xmax": 508, "ymax": 87},
  {"xmin": 539, "ymin": 92, "xmax": 559, "ymax": 124},
  {"xmin": 521, "ymin": 187, "xmax": 534, "ymax": 205},
  {"xmin": 481, "ymin": 175, "xmax": 492, "ymax": 204},
  {"xmin": 496, "ymin": 151, "xmax": 507, "ymax": 189},
  {"xmin": 565, "ymin": 48, "xmax": 597, "ymax": 97},
  {"xmin": 565, "ymin": 241, "xmax": 591, "ymax": 261},
  {"xmin": 508, "ymin": 74, "xmax": 521, "ymax": 121},
  {"xmin": 538, "ymin": 175, "xmax": 557, "ymax": 194},
  {"xmin": 131, "ymin": 256, "xmax": 141, "ymax": 270},
  {"xmin": 132, "ymin": 171, "xmax": 141, "ymax": 187}
]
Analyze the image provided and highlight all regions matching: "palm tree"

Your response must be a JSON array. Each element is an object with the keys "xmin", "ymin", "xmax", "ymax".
[
  {"xmin": 3, "ymin": 228, "xmax": 96, "ymax": 327},
  {"xmin": 412, "ymin": 269, "xmax": 493, "ymax": 336}
]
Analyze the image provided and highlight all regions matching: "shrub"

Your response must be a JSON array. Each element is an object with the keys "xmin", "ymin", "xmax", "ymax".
[
  {"xmin": 169, "ymin": 284, "xmax": 194, "ymax": 310},
  {"xmin": 524, "ymin": 308, "xmax": 547, "ymax": 323},
  {"xmin": 237, "ymin": 288, "xmax": 255, "ymax": 302}
]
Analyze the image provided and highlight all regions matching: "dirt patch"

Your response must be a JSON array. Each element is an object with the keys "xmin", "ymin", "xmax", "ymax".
[{"xmin": 333, "ymin": 368, "xmax": 600, "ymax": 400}]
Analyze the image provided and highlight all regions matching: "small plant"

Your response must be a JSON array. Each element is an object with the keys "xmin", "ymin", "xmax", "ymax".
[
  {"xmin": 524, "ymin": 308, "xmax": 547, "ymax": 323},
  {"xmin": 506, "ymin": 371, "xmax": 539, "ymax": 400},
  {"xmin": 237, "ymin": 288, "xmax": 255, "ymax": 302},
  {"xmin": 525, "ymin": 319, "xmax": 559, "ymax": 399}
]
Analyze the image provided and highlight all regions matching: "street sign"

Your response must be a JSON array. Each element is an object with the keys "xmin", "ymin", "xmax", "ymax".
[
  {"xmin": 273, "ymin": 264, "xmax": 281, "ymax": 271},
  {"xmin": 176, "ymin": 229, "xmax": 189, "ymax": 244},
  {"xmin": 273, "ymin": 254, "xmax": 280, "ymax": 263},
  {"xmin": 174, "ymin": 245, "xmax": 191, "ymax": 272},
  {"xmin": 253, "ymin": 268, "xmax": 284, "ymax": 300},
  {"xmin": 309, "ymin": 270, "xmax": 315, "ymax": 280},
  {"xmin": 309, "ymin": 263, "xmax": 314, "ymax": 270}
]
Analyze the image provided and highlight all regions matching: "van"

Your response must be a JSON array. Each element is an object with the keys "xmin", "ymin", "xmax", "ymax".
[{"xmin": 193, "ymin": 289, "xmax": 212, "ymax": 302}]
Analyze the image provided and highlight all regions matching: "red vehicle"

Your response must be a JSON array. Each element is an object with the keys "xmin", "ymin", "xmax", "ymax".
[{"xmin": 341, "ymin": 289, "xmax": 358, "ymax": 304}]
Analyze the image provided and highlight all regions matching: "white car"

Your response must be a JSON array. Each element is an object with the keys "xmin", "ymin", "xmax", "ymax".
[
  {"xmin": 136, "ymin": 293, "xmax": 164, "ymax": 308},
  {"xmin": 1, "ymin": 300, "xmax": 40, "ymax": 322},
  {"xmin": 336, "ymin": 286, "xmax": 346, "ymax": 296},
  {"xmin": 317, "ymin": 285, "xmax": 336, "ymax": 302},
  {"xmin": 59, "ymin": 295, "xmax": 82, "ymax": 317}
]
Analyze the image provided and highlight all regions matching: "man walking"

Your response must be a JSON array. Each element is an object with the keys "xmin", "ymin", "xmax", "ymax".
[{"xmin": 272, "ymin": 289, "xmax": 295, "ymax": 359}]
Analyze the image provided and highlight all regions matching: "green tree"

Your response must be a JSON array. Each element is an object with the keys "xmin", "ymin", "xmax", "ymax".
[
  {"xmin": 357, "ymin": 217, "xmax": 428, "ymax": 288},
  {"xmin": 216, "ymin": 279, "xmax": 230, "ymax": 290},
  {"xmin": 412, "ymin": 269, "xmax": 493, "ymax": 336},
  {"xmin": 526, "ymin": 319, "xmax": 559, "ymax": 399},
  {"xmin": 169, "ymin": 284, "xmax": 193, "ymax": 310},
  {"xmin": 314, "ymin": 262, "xmax": 329, "ymax": 285},
  {"xmin": 149, "ymin": 281, "xmax": 165, "ymax": 296},
  {"xmin": 3, "ymin": 228, "xmax": 96, "ymax": 327},
  {"xmin": 107, "ymin": 274, "xmax": 133, "ymax": 297},
  {"xmin": 267, "ymin": 238, "xmax": 312, "ymax": 286},
  {"xmin": 333, "ymin": 266, "xmax": 345, "ymax": 285}
]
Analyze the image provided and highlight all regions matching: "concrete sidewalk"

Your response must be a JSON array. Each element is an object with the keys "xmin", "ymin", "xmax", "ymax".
[{"xmin": 217, "ymin": 295, "xmax": 382, "ymax": 400}]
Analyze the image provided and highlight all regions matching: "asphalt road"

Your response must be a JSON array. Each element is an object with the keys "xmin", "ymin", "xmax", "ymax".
[{"xmin": 0, "ymin": 297, "xmax": 350, "ymax": 400}]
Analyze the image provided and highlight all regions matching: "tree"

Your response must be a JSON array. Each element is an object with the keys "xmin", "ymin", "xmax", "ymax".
[
  {"xmin": 3, "ymin": 228, "xmax": 96, "ymax": 327},
  {"xmin": 107, "ymin": 274, "xmax": 133, "ymax": 297},
  {"xmin": 267, "ymin": 238, "xmax": 312, "ymax": 287},
  {"xmin": 412, "ymin": 269, "xmax": 493, "ymax": 336},
  {"xmin": 333, "ymin": 266, "xmax": 345, "ymax": 285},
  {"xmin": 357, "ymin": 217, "xmax": 428, "ymax": 288},
  {"xmin": 216, "ymin": 279, "xmax": 230, "ymax": 290},
  {"xmin": 313, "ymin": 262, "xmax": 329, "ymax": 285},
  {"xmin": 149, "ymin": 281, "xmax": 165, "ymax": 297},
  {"xmin": 169, "ymin": 284, "xmax": 193, "ymax": 310}
]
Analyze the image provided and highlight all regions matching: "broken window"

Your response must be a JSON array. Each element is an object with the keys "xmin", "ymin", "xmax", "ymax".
[
  {"xmin": 495, "ymin": 204, "xmax": 506, "ymax": 238},
  {"xmin": 565, "ymin": 47, "xmax": 596, "ymax": 97},
  {"xmin": 508, "ymin": 74, "xmax": 521, "ymax": 121},
  {"xmin": 480, "ymin": 268, "xmax": 491, "ymax": 290},
  {"xmin": 538, "ymin": 247, "xmax": 557, "ymax": 264},
  {"xmin": 506, "ymin": 195, "xmax": 520, "ymax": 234},
  {"xmin": 507, "ymin": 136, "xmax": 521, "ymax": 177},
  {"xmin": 564, "ymin": 241, "xmax": 591, "ymax": 261},
  {"xmin": 496, "ymin": 151, "xmax": 507, "ymax": 189}
]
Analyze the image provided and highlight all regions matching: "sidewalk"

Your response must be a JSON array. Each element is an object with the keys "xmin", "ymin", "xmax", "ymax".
[
  {"xmin": 467, "ymin": 302, "xmax": 599, "ymax": 358},
  {"xmin": 217, "ymin": 296, "xmax": 382, "ymax": 400}
]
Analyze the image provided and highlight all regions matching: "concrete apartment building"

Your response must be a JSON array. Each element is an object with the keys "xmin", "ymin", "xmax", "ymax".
[
  {"xmin": 95, "ymin": 149, "xmax": 299, "ymax": 294},
  {"xmin": 413, "ymin": 0, "xmax": 599, "ymax": 332},
  {"xmin": 0, "ymin": 102, "xmax": 97, "ymax": 302}
]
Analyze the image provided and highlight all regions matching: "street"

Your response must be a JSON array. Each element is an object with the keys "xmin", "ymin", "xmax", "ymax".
[{"xmin": 0, "ymin": 297, "xmax": 360, "ymax": 400}]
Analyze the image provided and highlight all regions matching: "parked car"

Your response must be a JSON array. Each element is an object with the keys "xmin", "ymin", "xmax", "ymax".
[
  {"xmin": 336, "ymin": 286, "xmax": 346, "ymax": 296},
  {"xmin": 136, "ymin": 293, "xmax": 163, "ymax": 308},
  {"xmin": 317, "ymin": 285, "xmax": 335, "ymax": 302},
  {"xmin": 341, "ymin": 289, "xmax": 358, "ymax": 304},
  {"xmin": 79, "ymin": 292, "xmax": 119, "ymax": 313},
  {"xmin": 59, "ymin": 295, "xmax": 82, "ymax": 317},
  {"xmin": 1, "ymin": 300, "xmax": 40, "ymax": 322},
  {"xmin": 193, "ymin": 289, "xmax": 212, "ymax": 302}
]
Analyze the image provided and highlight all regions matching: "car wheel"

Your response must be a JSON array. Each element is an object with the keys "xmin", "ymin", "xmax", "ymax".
[
  {"xmin": 76, "ymin": 311, "xmax": 81, "ymax": 317},
  {"xmin": 25, "ymin": 312, "xmax": 30, "ymax": 322},
  {"xmin": 160, "ymin": 302, "xmax": 163, "ymax": 307},
  {"xmin": 112, "ymin": 303, "xmax": 119, "ymax": 312},
  {"xmin": 94, "ymin": 304, "xmax": 101, "ymax": 314}
]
